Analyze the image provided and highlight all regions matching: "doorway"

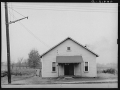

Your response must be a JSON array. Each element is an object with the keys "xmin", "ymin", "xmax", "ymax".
[{"xmin": 64, "ymin": 63, "xmax": 74, "ymax": 76}]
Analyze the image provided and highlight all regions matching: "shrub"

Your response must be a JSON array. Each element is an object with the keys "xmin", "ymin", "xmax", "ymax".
[
  {"xmin": 11, "ymin": 68, "xmax": 36, "ymax": 76},
  {"xmin": 102, "ymin": 68, "xmax": 116, "ymax": 74},
  {"xmin": 1, "ymin": 71, "xmax": 8, "ymax": 77}
]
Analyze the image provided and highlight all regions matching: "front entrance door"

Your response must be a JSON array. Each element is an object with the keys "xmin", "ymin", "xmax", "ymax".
[{"xmin": 64, "ymin": 63, "xmax": 74, "ymax": 75}]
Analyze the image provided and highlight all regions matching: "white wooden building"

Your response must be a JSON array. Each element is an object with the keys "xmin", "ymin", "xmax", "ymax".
[{"xmin": 40, "ymin": 37, "xmax": 99, "ymax": 78}]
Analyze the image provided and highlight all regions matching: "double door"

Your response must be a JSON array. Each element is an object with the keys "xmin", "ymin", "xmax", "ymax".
[{"xmin": 64, "ymin": 63, "xmax": 74, "ymax": 75}]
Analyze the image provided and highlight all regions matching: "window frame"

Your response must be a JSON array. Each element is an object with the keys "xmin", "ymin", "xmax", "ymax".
[
  {"xmin": 84, "ymin": 61, "xmax": 89, "ymax": 72},
  {"xmin": 67, "ymin": 47, "xmax": 71, "ymax": 51},
  {"xmin": 52, "ymin": 62, "xmax": 56, "ymax": 72}
]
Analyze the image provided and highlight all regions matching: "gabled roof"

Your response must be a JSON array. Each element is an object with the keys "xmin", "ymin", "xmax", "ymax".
[{"xmin": 40, "ymin": 37, "xmax": 99, "ymax": 57}]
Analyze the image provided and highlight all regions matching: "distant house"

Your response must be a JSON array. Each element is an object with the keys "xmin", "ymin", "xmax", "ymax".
[{"xmin": 40, "ymin": 37, "xmax": 99, "ymax": 78}]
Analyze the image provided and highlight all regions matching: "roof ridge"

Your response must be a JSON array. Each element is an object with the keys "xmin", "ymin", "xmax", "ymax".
[{"xmin": 40, "ymin": 37, "xmax": 99, "ymax": 57}]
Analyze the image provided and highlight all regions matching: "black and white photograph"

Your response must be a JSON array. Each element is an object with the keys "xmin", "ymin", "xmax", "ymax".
[{"xmin": 1, "ymin": 2, "xmax": 118, "ymax": 88}]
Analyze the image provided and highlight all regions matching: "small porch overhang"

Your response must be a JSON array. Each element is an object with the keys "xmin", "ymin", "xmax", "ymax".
[{"xmin": 56, "ymin": 56, "xmax": 83, "ymax": 63}]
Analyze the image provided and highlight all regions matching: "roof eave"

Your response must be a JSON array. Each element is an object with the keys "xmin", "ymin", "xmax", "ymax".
[
  {"xmin": 69, "ymin": 37, "xmax": 99, "ymax": 57},
  {"xmin": 40, "ymin": 37, "xmax": 99, "ymax": 57}
]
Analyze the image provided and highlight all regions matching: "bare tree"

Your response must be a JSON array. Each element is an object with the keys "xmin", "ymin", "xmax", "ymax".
[
  {"xmin": 18, "ymin": 57, "xmax": 23, "ymax": 69},
  {"xmin": 21, "ymin": 59, "xmax": 28, "ymax": 69},
  {"xmin": 11, "ymin": 62, "xmax": 14, "ymax": 69},
  {"xmin": 24, "ymin": 60, "xmax": 28, "ymax": 68}
]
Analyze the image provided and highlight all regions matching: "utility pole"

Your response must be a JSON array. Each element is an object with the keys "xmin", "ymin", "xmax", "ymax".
[
  {"xmin": 4, "ymin": 2, "xmax": 28, "ymax": 84},
  {"xmin": 5, "ymin": 2, "xmax": 11, "ymax": 84}
]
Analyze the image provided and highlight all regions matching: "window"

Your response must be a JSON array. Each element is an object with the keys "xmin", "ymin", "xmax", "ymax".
[
  {"xmin": 52, "ymin": 62, "xmax": 56, "ymax": 72},
  {"xmin": 84, "ymin": 62, "xmax": 89, "ymax": 72},
  {"xmin": 67, "ymin": 47, "xmax": 70, "ymax": 50}
]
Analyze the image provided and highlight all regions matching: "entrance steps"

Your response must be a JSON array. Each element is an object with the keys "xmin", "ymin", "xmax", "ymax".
[
  {"xmin": 57, "ymin": 76, "xmax": 73, "ymax": 80},
  {"xmin": 63, "ymin": 76, "xmax": 74, "ymax": 80},
  {"xmin": 64, "ymin": 77, "xmax": 73, "ymax": 79}
]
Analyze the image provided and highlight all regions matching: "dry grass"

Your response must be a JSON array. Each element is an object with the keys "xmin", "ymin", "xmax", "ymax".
[
  {"xmin": 1, "ymin": 73, "xmax": 118, "ymax": 85},
  {"xmin": 1, "ymin": 68, "xmax": 36, "ymax": 84},
  {"xmin": 11, "ymin": 67, "xmax": 36, "ymax": 75},
  {"xmin": 97, "ymin": 72, "xmax": 118, "ymax": 79},
  {"xmin": 1, "ymin": 70, "xmax": 118, "ymax": 85}
]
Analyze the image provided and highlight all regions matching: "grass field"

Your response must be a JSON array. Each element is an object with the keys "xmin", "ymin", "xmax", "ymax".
[
  {"xmin": 1, "ymin": 72, "xmax": 118, "ymax": 84},
  {"xmin": 1, "ymin": 66, "xmax": 118, "ymax": 84},
  {"xmin": 97, "ymin": 66, "xmax": 118, "ymax": 73},
  {"xmin": 97, "ymin": 72, "xmax": 118, "ymax": 79},
  {"xmin": 97, "ymin": 66, "xmax": 118, "ymax": 80},
  {"xmin": 11, "ymin": 67, "xmax": 36, "ymax": 76},
  {"xmin": 1, "ymin": 68, "xmax": 36, "ymax": 84}
]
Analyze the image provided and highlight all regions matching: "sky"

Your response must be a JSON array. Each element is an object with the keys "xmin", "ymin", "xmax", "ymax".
[{"xmin": 1, "ymin": 2, "xmax": 118, "ymax": 64}]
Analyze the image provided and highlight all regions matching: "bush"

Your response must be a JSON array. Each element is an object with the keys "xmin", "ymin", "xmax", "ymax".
[
  {"xmin": 102, "ymin": 68, "xmax": 116, "ymax": 74},
  {"xmin": 102, "ymin": 69, "xmax": 105, "ymax": 73},
  {"xmin": 97, "ymin": 70, "xmax": 102, "ymax": 73},
  {"xmin": 1, "ymin": 71, "xmax": 8, "ymax": 77},
  {"xmin": 11, "ymin": 68, "xmax": 36, "ymax": 76}
]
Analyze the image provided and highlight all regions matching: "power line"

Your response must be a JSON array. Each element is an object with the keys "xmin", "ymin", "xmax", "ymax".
[
  {"xmin": 8, "ymin": 6, "xmax": 11, "ymax": 22},
  {"xmin": 8, "ymin": 7, "xmax": 26, "ymax": 18},
  {"xmin": 8, "ymin": 4, "xmax": 16, "ymax": 22},
  {"xmin": 1, "ymin": 5, "xmax": 118, "ymax": 10},
  {"xmin": 10, "ymin": 3, "xmax": 15, "ymax": 21},
  {"xmin": 9, "ymin": 4, "xmax": 117, "ymax": 10},
  {"xmin": 2, "ymin": 3, "xmax": 118, "ymax": 13},
  {"xmin": 8, "ymin": 9, "xmax": 16, "ymax": 21},
  {"xmin": 1, "ymin": 2, "xmax": 118, "ymax": 9},
  {"xmin": 9, "ymin": 3, "xmax": 118, "ymax": 9},
  {"xmin": 8, "ymin": 6, "xmax": 118, "ymax": 13},
  {"xmin": 10, "ymin": 7, "xmax": 117, "ymax": 12},
  {"xmin": 9, "ymin": 10, "xmax": 51, "ymax": 48},
  {"xmin": 18, "ymin": 21, "xmax": 51, "ymax": 48}
]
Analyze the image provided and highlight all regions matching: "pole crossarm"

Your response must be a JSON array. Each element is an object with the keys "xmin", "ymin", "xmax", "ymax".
[{"xmin": 8, "ymin": 16, "xmax": 28, "ymax": 24}]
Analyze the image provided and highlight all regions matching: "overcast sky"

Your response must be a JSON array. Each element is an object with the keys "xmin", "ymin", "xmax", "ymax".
[{"xmin": 1, "ymin": 2, "xmax": 118, "ymax": 64}]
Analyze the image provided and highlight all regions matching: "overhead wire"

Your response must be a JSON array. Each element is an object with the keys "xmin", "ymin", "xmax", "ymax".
[
  {"xmin": 8, "ymin": 8, "xmax": 51, "ymax": 48},
  {"xmin": 8, "ymin": 3, "xmax": 15, "ymax": 22},
  {"xmin": 2, "ymin": 3, "xmax": 118, "ymax": 13},
  {"xmin": 1, "ymin": 2, "xmax": 119, "ymax": 8},
  {"xmin": 8, "ymin": 6, "xmax": 11, "ymax": 22},
  {"xmin": 8, "ymin": 6, "xmax": 118, "ymax": 13},
  {"xmin": 8, "ymin": 6, "xmax": 26, "ymax": 18},
  {"xmin": 10, "ymin": 6, "xmax": 117, "ymax": 11},
  {"xmin": 10, "ymin": 4, "xmax": 117, "ymax": 10},
  {"xmin": 2, "ymin": 3, "xmax": 51, "ymax": 48},
  {"xmin": 10, "ymin": 3, "xmax": 15, "ymax": 21},
  {"xmin": 10, "ymin": 3, "xmax": 118, "ymax": 12},
  {"xmin": 7, "ymin": 4, "xmax": 118, "ymax": 13},
  {"xmin": 8, "ymin": 9, "xmax": 16, "ymax": 21},
  {"xmin": 18, "ymin": 21, "xmax": 51, "ymax": 48},
  {"xmin": 9, "ymin": 3, "xmax": 118, "ymax": 8}
]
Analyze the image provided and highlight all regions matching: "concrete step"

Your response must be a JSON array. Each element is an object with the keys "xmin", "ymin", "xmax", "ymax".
[{"xmin": 64, "ymin": 77, "xmax": 73, "ymax": 79}]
